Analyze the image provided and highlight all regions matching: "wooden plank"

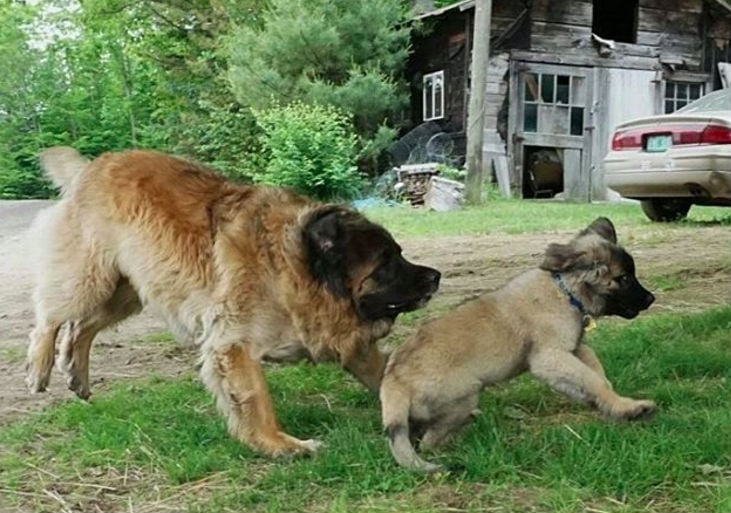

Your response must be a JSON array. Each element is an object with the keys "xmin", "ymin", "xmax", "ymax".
[
  {"xmin": 638, "ymin": 6, "xmax": 702, "ymax": 35},
  {"xmin": 493, "ymin": 155, "xmax": 512, "ymax": 198},
  {"xmin": 530, "ymin": 33, "xmax": 591, "ymax": 54},
  {"xmin": 507, "ymin": 60, "xmax": 522, "ymax": 186},
  {"xmin": 563, "ymin": 148, "xmax": 587, "ymax": 201},
  {"xmin": 639, "ymin": 33, "xmax": 701, "ymax": 47},
  {"xmin": 612, "ymin": 41, "xmax": 659, "ymax": 58},
  {"xmin": 639, "ymin": 0, "xmax": 702, "ymax": 13},
  {"xmin": 531, "ymin": 21, "xmax": 592, "ymax": 41},
  {"xmin": 510, "ymin": 49, "xmax": 661, "ymax": 71},
  {"xmin": 531, "ymin": 0, "xmax": 593, "ymax": 27}
]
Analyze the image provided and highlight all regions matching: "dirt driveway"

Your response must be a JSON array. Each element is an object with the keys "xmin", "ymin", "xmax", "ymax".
[{"xmin": 1, "ymin": 200, "xmax": 729, "ymax": 425}]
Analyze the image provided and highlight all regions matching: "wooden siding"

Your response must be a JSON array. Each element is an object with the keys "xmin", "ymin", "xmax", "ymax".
[{"xmin": 529, "ymin": 0, "xmax": 708, "ymax": 71}]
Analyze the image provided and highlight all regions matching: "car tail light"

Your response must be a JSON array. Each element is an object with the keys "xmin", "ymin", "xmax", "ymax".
[
  {"xmin": 611, "ymin": 129, "xmax": 643, "ymax": 150},
  {"xmin": 674, "ymin": 128, "xmax": 702, "ymax": 145},
  {"xmin": 701, "ymin": 124, "xmax": 731, "ymax": 144}
]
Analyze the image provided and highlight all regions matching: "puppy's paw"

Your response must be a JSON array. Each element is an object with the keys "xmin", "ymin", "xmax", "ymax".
[{"xmin": 611, "ymin": 398, "xmax": 657, "ymax": 421}]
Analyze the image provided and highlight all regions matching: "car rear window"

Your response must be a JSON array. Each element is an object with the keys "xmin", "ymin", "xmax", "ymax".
[{"xmin": 677, "ymin": 88, "xmax": 731, "ymax": 114}]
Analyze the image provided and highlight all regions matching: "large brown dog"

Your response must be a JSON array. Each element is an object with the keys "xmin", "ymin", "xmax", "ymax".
[
  {"xmin": 380, "ymin": 218, "xmax": 655, "ymax": 472},
  {"xmin": 26, "ymin": 147, "xmax": 440, "ymax": 456}
]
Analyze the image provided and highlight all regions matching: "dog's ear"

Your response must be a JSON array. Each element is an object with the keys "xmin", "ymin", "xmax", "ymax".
[
  {"xmin": 540, "ymin": 243, "xmax": 590, "ymax": 272},
  {"xmin": 303, "ymin": 208, "xmax": 347, "ymax": 297},
  {"xmin": 306, "ymin": 209, "xmax": 340, "ymax": 254},
  {"xmin": 582, "ymin": 217, "xmax": 617, "ymax": 244}
]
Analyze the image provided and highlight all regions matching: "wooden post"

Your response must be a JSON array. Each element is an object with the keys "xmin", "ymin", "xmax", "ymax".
[{"xmin": 464, "ymin": 0, "xmax": 492, "ymax": 205}]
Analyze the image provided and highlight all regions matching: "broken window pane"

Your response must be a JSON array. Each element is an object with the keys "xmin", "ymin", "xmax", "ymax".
[
  {"xmin": 524, "ymin": 103, "xmax": 537, "ymax": 132},
  {"xmin": 524, "ymin": 73, "xmax": 539, "ymax": 101},
  {"xmin": 570, "ymin": 107, "xmax": 584, "ymax": 136},
  {"xmin": 541, "ymin": 74, "xmax": 554, "ymax": 103},
  {"xmin": 556, "ymin": 76, "xmax": 570, "ymax": 104}
]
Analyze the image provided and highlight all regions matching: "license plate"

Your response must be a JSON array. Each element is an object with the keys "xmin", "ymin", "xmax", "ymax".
[{"xmin": 645, "ymin": 134, "xmax": 672, "ymax": 152}]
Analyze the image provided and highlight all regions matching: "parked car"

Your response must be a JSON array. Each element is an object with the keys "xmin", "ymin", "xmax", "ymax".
[{"xmin": 604, "ymin": 88, "xmax": 731, "ymax": 221}]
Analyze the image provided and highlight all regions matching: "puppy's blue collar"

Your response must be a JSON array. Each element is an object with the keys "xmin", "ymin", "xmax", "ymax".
[{"xmin": 552, "ymin": 272, "xmax": 586, "ymax": 315}]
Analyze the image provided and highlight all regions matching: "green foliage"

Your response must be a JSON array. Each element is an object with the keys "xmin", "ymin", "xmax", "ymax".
[
  {"xmin": 252, "ymin": 102, "xmax": 363, "ymax": 200},
  {"xmin": 435, "ymin": 163, "xmax": 466, "ymax": 182},
  {"xmin": 0, "ymin": 0, "xmax": 266, "ymax": 198},
  {"xmin": 227, "ymin": 0, "xmax": 411, "ymax": 172}
]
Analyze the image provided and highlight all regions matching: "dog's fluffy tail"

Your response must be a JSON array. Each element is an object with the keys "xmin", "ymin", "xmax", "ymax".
[
  {"xmin": 39, "ymin": 146, "xmax": 89, "ymax": 192},
  {"xmin": 380, "ymin": 379, "xmax": 441, "ymax": 473}
]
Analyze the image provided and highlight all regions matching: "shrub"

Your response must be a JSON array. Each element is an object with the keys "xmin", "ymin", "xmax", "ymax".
[{"xmin": 252, "ymin": 102, "xmax": 364, "ymax": 201}]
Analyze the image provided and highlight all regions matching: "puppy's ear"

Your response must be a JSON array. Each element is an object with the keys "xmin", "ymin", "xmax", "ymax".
[
  {"xmin": 303, "ymin": 208, "xmax": 347, "ymax": 297},
  {"xmin": 582, "ymin": 217, "xmax": 617, "ymax": 244},
  {"xmin": 540, "ymin": 243, "xmax": 589, "ymax": 272}
]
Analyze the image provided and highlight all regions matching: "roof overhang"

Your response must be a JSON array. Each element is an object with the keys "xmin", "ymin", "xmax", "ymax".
[{"xmin": 412, "ymin": 0, "xmax": 475, "ymax": 21}]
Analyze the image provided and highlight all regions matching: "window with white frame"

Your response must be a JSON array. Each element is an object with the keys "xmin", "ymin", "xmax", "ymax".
[
  {"xmin": 423, "ymin": 70, "xmax": 444, "ymax": 121},
  {"xmin": 664, "ymin": 81, "xmax": 704, "ymax": 113}
]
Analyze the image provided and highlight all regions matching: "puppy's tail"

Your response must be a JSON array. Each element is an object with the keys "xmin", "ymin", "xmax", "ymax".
[
  {"xmin": 39, "ymin": 146, "xmax": 89, "ymax": 192},
  {"xmin": 380, "ymin": 378, "xmax": 441, "ymax": 473}
]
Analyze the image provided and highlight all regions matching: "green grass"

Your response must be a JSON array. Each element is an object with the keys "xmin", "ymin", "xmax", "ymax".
[
  {"xmin": 0, "ymin": 346, "xmax": 24, "ymax": 364},
  {"xmin": 364, "ymin": 200, "xmax": 731, "ymax": 238},
  {"xmin": 1, "ymin": 307, "xmax": 730, "ymax": 512}
]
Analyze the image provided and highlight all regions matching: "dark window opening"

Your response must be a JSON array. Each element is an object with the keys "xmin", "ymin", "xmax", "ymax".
[
  {"xmin": 522, "ymin": 146, "xmax": 564, "ymax": 199},
  {"xmin": 592, "ymin": 0, "xmax": 638, "ymax": 44}
]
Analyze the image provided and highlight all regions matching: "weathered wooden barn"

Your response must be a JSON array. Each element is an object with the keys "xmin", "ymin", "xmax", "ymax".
[{"xmin": 405, "ymin": 0, "xmax": 731, "ymax": 200}]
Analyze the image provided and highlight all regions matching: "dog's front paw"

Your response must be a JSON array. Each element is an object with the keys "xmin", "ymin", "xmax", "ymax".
[
  {"xmin": 25, "ymin": 365, "xmax": 50, "ymax": 394},
  {"xmin": 611, "ymin": 398, "xmax": 656, "ymax": 421},
  {"xmin": 297, "ymin": 438, "xmax": 324, "ymax": 453},
  {"xmin": 261, "ymin": 433, "xmax": 324, "ymax": 458},
  {"xmin": 66, "ymin": 374, "xmax": 91, "ymax": 400}
]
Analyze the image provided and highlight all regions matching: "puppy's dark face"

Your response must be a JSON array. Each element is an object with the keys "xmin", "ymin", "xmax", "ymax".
[
  {"xmin": 600, "ymin": 246, "xmax": 655, "ymax": 318},
  {"xmin": 540, "ymin": 217, "xmax": 655, "ymax": 319},
  {"xmin": 304, "ymin": 207, "xmax": 440, "ymax": 321}
]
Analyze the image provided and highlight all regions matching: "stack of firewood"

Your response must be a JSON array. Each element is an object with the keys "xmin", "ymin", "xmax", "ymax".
[{"xmin": 395, "ymin": 163, "xmax": 440, "ymax": 206}]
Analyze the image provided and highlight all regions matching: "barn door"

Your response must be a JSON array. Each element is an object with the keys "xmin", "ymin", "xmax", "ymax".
[{"xmin": 508, "ymin": 62, "xmax": 594, "ymax": 201}]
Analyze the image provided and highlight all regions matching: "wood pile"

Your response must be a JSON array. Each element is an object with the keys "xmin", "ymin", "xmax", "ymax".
[{"xmin": 395, "ymin": 163, "xmax": 440, "ymax": 206}]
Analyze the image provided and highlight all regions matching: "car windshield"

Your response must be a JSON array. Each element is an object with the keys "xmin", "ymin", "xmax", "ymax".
[{"xmin": 677, "ymin": 88, "xmax": 731, "ymax": 113}]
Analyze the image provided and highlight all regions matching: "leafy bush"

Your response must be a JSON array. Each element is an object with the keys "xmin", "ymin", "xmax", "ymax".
[
  {"xmin": 252, "ymin": 102, "xmax": 364, "ymax": 201},
  {"xmin": 0, "ymin": 151, "xmax": 55, "ymax": 199}
]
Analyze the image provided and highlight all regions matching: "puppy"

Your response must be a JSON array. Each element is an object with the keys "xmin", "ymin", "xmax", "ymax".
[{"xmin": 380, "ymin": 218, "xmax": 656, "ymax": 472}]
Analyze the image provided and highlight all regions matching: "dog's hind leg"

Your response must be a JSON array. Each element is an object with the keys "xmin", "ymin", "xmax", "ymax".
[
  {"xmin": 420, "ymin": 394, "xmax": 479, "ymax": 450},
  {"xmin": 200, "ymin": 342, "xmax": 322, "ymax": 457},
  {"xmin": 27, "ymin": 213, "xmax": 120, "ymax": 393},
  {"xmin": 57, "ymin": 279, "xmax": 142, "ymax": 399},
  {"xmin": 529, "ymin": 348, "xmax": 656, "ymax": 421},
  {"xmin": 26, "ymin": 323, "xmax": 62, "ymax": 393}
]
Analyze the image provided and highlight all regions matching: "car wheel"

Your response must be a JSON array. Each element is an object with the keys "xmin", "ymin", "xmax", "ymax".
[{"xmin": 640, "ymin": 199, "xmax": 691, "ymax": 222}]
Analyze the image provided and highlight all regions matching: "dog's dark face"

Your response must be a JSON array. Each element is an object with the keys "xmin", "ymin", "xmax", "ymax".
[
  {"xmin": 540, "ymin": 217, "xmax": 654, "ymax": 319},
  {"xmin": 304, "ymin": 207, "xmax": 441, "ymax": 321}
]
